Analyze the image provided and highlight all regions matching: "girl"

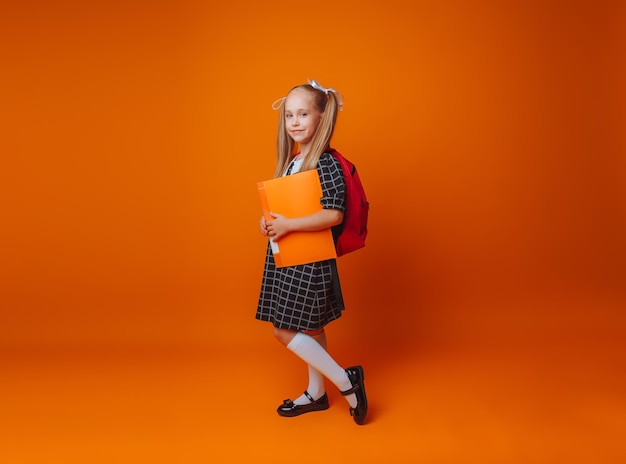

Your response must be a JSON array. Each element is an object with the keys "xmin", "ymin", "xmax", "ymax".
[{"xmin": 256, "ymin": 80, "xmax": 368, "ymax": 425}]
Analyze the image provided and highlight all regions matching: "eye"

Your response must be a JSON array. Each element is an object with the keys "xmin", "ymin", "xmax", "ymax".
[
  {"xmin": 285, "ymin": 114, "xmax": 293, "ymax": 119},
  {"xmin": 300, "ymin": 112, "xmax": 308, "ymax": 117}
]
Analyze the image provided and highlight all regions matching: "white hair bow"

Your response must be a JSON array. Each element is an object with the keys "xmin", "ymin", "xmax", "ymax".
[{"xmin": 308, "ymin": 79, "xmax": 344, "ymax": 110}]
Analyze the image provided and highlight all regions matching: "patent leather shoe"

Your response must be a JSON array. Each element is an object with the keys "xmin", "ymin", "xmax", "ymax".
[
  {"xmin": 277, "ymin": 391, "xmax": 329, "ymax": 417},
  {"xmin": 341, "ymin": 365, "xmax": 368, "ymax": 425}
]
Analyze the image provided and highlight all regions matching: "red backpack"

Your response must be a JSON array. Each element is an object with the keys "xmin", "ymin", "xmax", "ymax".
[{"xmin": 328, "ymin": 149, "xmax": 369, "ymax": 256}]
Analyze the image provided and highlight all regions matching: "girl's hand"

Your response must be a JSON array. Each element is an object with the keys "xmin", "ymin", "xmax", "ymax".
[
  {"xmin": 266, "ymin": 212, "xmax": 291, "ymax": 241},
  {"xmin": 259, "ymin": 216, "xmax": 269, "ymax": 236}
]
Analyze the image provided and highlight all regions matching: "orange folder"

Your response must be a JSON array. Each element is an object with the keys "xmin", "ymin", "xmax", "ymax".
[{"xmin": 257, "ymin": 169, "xmax": 337, "ymax": 268}]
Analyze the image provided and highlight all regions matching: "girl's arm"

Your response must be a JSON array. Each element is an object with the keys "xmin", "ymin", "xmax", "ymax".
[{"xmin": 266, "ymin": 209, "xmax": 343, "ymax": 241}]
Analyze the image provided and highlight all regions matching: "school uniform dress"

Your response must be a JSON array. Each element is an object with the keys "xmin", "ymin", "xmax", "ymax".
[{"xmin": 256, "ymin": 152, "xmax": 346, "ymax": 331}]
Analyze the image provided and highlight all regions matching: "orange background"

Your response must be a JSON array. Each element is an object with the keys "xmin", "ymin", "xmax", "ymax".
[{"xmin": 1, "ymin": 1, "xmax": 625, "ymax": 463}]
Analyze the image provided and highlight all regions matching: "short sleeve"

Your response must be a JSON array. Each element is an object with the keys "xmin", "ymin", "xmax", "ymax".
[{"xmin": 317, "ymin": 152, "xmax": 345, "ymax": 211}]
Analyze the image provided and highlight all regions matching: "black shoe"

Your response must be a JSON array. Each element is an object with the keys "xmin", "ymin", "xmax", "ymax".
[
  {"xmin": 341, "ymin": 365, "xmax": 368, "ymax": 425},
  {"xmin": 277, "ymin": 391, "xmax": 329, "ymax": 417}
]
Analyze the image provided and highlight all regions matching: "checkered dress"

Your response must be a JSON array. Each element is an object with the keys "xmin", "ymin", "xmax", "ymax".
[{"xmin": 256, "ymin": 152, "xmax": 346, "ymax": 331}]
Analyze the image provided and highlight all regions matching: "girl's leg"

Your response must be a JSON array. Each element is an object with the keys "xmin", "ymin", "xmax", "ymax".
[
  {"xmin": 292, "ymin": 328, "xmax": 327, "ymax": 405},
  {"xmin": 274, "ymin": 327, "xmax": 357, "ymax": 408}
]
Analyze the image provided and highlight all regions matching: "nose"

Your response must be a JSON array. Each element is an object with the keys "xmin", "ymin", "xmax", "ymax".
[{"xmin": 291, "ymin": 116, "xmax": 300, "ymax": 126}]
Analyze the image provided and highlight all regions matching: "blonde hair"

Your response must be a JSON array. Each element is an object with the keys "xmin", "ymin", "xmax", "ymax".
[{"xmin": 274, "ymin": 84, "xmax": 341, "ymax": 178}]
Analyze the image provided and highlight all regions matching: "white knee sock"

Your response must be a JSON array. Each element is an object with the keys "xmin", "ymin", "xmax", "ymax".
[
  {"xmin": 293, "ymin": 365, "xmax": 326, "ymax": 405},
  {"xmin": 287, "ymin": 332, "xmax": 357, "ymax": 408}
]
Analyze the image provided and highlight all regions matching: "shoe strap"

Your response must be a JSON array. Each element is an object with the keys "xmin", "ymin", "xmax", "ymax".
[
  {"xmin": 340, "ymin": 384, "xmax": 360, "ymax": 396},
  {"xmin": 303, "ymin": 390, "xmax": 315, "ymax": 403}
]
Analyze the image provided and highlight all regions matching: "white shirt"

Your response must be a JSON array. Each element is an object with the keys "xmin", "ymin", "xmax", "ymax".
[{"xmin": 284, "ymin": 157, "xmax": 305, "ymax": 176}]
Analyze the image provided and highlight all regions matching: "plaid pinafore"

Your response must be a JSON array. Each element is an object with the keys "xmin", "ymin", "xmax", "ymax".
[{"xmin": 256, "ymin": 152, "xmax": 346, "ymax": 331}]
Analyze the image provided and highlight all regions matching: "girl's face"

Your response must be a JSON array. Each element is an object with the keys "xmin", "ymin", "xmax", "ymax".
[{"xmin": 284, "ymin": 89, "xmax": 322, "ymax": 148}]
